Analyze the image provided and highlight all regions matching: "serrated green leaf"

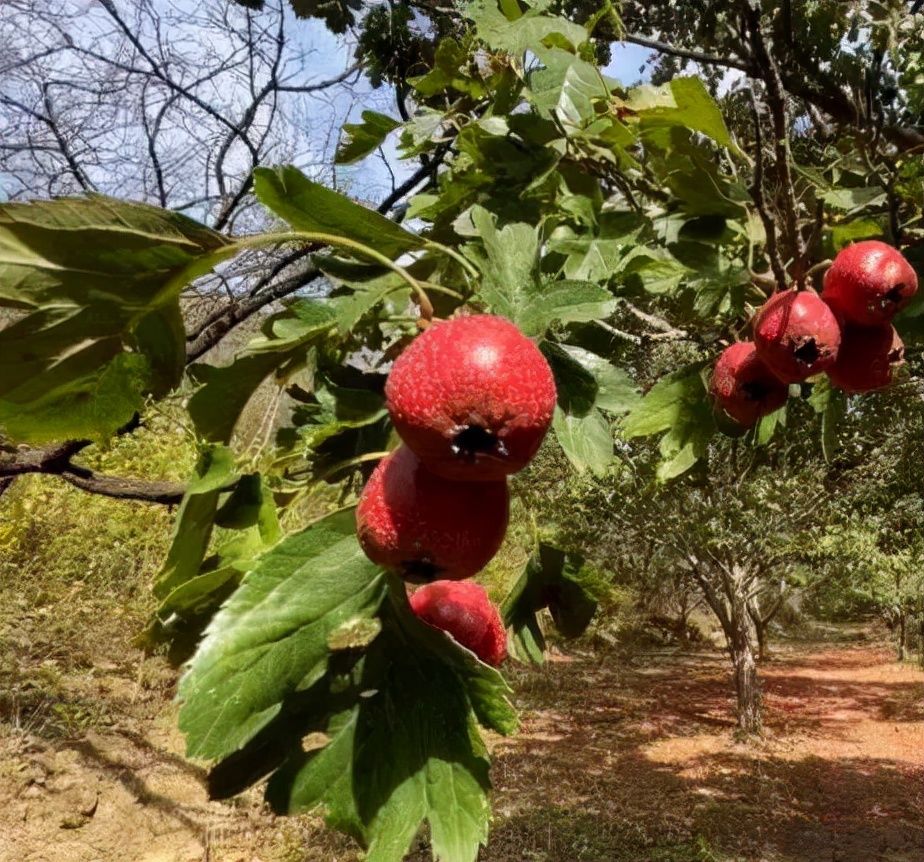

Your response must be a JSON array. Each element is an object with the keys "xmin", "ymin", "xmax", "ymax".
[
  {"xmin": 336, "ymin": 111, "xmax": 402, "ymax": 164},
  {"xmin": 502, "ymin": 542, "xmax": 598, "ymax": 662},
  {"xmin": 153, "ymin": 446, "xmax": 237, "ymax": 602},
  {"xmin": 179, "ymin": 510, "xmax": 385, "ymax": 760},
  {"xmin": 628, "ymin": 77, "xmax": 736, "ymax": 151},
  {"xmin": 466, "ymin": 0, "xmax": 587, "ymax": 56},
  {"xmin": 0, "ymin": 195, "xmax": 227, "ymax": 442},
  {"xmin": 820, "ymin": 186, "xmax": 887, "ymax": 212},
  {"xmin": 557, "ymin": 345, "xmax": 640, "ymax": 414},
  {"xmin": 552, "ymin": 406, "xmax": 612, "ymax": 476},
  {"xmin": 528, "ymin": 48, "xmax": 608, "ymax": 127},
  {"xmin": 469, "ymin": 206, "xmax": 615, "ymax": 336},
  {"xmin": 254, "ymin": 166, "xmax": 422, "ymax": 259},
  {"xmin": 622, "ymin": 363, "xmax": 707, "ymax": 437}
]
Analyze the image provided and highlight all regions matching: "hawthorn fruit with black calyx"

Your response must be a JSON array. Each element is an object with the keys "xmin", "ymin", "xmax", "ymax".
[
  {"xmin": 355, "ymin": 446, "xmax": 509, "ymax": 583},
  {"xmin": 822, "ymin": 240, "xmax": 918, "ymax": 325},
  {"xmin": 753, "ymin": 289, "xmax": 842, "ymax": 383},
  {"xmin": 709, "ymin": 342, "xmax": 789, "ymax": 427},
  {"xmin": 828, "ymin": 324, "xmax": 905, "ymax": 394},
  {"xmin": 409, "ymin": 580, "xmax": 507, "ymax": 667},
  {"xmin": 385, "ymin": 314, "xmax": 557, "ymax": 481}
]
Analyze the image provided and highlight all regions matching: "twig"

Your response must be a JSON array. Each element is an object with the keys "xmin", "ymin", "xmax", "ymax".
[
  {"xmin": 743, "ymin": 2, "xmax": 803, "ymax": 270},
  {"xmin": 747, "ymin": 89, "xmax": 788, "ymax": 290}
]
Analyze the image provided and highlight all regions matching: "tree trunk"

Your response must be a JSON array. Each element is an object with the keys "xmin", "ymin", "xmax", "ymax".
[
  {"xmin": 898, "ymin": 610, "xmax": 906, "ymax": 662},
  {"xmin": 918, "ymin": 617, "xmax": 924, "ymax": 670},
  {"xmin": 753, "ymin": 617, "xmax": 770, "ymax": 662},
  {"xmin": 729, "ymin": 596, "xmax": 762, "ymax": 734}
]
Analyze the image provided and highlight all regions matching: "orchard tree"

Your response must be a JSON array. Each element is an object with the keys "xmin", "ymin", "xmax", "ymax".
[{"xmin": 1, "ymin": 0, "xmax": 923, "ymax": 859}]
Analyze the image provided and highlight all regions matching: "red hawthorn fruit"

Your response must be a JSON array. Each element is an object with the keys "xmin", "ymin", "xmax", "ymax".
[
  {"xmin": 409, "ymin": 580, "xmax": 507, "ymax": 666},
  {"xmin": 822, "ymin": 240, "xmax": 918, "ymax": 326},
  {"xmin": 385, "ymin": 314, "xmax": 557, "ymax": 481},
  {"xmin": 355, "ymin": 446, "xmax": 509, "ymax": 582},
  {"xmin": 753, "ymin": 289, "xmax": 842, "ymax": 383},
  {"xmin": 709, "ymin": 342, "xmax": 789, "ymax": 427},
  {"xmin": 828, "ymin": 323, "xmax": 905, "ymax": 394}
]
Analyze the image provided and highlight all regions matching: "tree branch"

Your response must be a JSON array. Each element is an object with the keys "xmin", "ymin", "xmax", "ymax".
[
  {"xmin": 0, "ymin": 418, "xmax": 186, "ymax": 505},
  {"xmin": 622, "ymin": 33, "xmax": 752, "ymax": 73}
]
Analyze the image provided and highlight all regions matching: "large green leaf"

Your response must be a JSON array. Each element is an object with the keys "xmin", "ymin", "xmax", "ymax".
[
  {"xmin": 0, "ymin": 195, "xmax": 229, "ymax": 442},
  {"xmin": 469, "ymin": 207, "xmax": 615, "ymax": 337},
  {"xmin": 178, "ymin": 510, "xmax": 386, "ymax": 759},
  {"xmin": 187, "ymin": 299, "xmax": 337, "ymax": 443},
  {"xmin": 552, "ymin": 406, "xmax": 613, "ymax": 476},
  {"xmin": 502, "ymin": 542, "xmax": 598, "ymax": 663},
  {"xmin": 466, "ymin": 0, "xmax": 587, "ymax": 56},
  {"xmin": 627, "ymin": 77, "xmax": 736, "ymax": 151},
  {"xmin": 528, "ymin": 48, "xmax": 608, "ymax": 127},
  {"xmin": 0, "ymin": 194, "xmax": 229, "ymax": 311},
  {"xmin": 336, "ymin": 111, "xmax": 402, "ymax": 164},
  {"xmin": 557, "ymin": 345, "xmax": 641, "ymax": 415},
  {"xmin": 153, "ymin": 446, "xmax": 238, "ymax": 601},
  {"xmin": 623, "ymin": 363, "xmax": 715, "ymax": 480},
  {"xmin": 265, "ymin": 582, "xmax": 514, "ymax": 862},
  {"xmin": 253, "ymin": 166, "xmax": 423, "ymax": 258}
]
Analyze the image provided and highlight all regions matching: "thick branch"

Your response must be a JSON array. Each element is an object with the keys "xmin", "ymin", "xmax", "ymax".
[
  {"xmin": 623, "ymin": 33, "xmax": 751, "ymax": 73},
  {"xmin": 0, "ymin": 418, "xmax": 185, "ymax": 505}
]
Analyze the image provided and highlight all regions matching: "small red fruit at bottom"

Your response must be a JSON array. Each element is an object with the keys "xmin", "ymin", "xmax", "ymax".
[
  {"xmin": 355, "ymin": 446, "xmax": 509, "ymax": 583},
  {"xmin": 827, "ymin": 324, "xmax": 904, "ymax": 394},
  {"xmin": 409, "ymin": 580, "xmax": 507, "ymax": 666},
  {"xmin": 385, "ymin": 314, "xmax": 557, "ymax": 481},
  {"xmin": 822, "ymin": 241, "xmax": 918, "ymax": 325},
  {"xmin": 753, "ymin": 289, "xmax": 841, "ymax": 383},
  {"xmin": 710, "ymin": 342, "xmax": 789, "ymax": 427}
]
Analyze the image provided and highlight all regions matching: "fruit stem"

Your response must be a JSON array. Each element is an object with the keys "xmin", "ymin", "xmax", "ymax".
[
  {"xmin": 154, "ymin": 229, "xmax": 435, "ymax": 323},
  {"xmin": 804, "ymin": 258, "xmax": 833, "ymax": 281},
  {"xmin": 424, "ymin": 240, "xmax": 480, "ymax": 282},
  {"xmin": 288, "ymin": 450, "xmax": 392, "ymax": 482}
]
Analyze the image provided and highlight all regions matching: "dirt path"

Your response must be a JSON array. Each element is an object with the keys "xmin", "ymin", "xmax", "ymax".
[
  {"xmin": 485, "ymin": 637, "xmax": 924, "ymax": 862},
  {"xmin": 1, "ymin": 635, "xmax": 921, "ymax": 862}
]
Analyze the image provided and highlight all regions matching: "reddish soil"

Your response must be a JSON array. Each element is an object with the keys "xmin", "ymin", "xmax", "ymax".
[
  {"xmin": 1, "ymin": 631, "xmax": 920, "ymax": 861},
  {"xmin": 486, "ymin": 635, "xmax": 924, "ymax": 862}
]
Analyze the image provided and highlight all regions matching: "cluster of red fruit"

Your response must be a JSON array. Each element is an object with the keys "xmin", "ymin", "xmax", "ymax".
[
  {"xmin": 355, "ymin": 314, "xmax": 558, "ymax": 666},
  {"xmin": 710, "ymin": 241, "xmax": 919, "ymax": 427}
]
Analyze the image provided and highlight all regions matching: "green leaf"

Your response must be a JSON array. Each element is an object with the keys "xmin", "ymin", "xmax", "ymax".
[
  {"xmin": 132, "ymin": 303, "xmax": 186, "ymax": 399},
  {"xmin": 0, "ymin": 194, "xmax": 229, "ymax": 310},
  {"xmin": 627, "ymin": 77, "xmax": 736, "ymax": 151},
  {"xmin": 153, "ymin": 446, "xmax": 238, "ymax": 601},
  {"xmin": 179, "ymin": 509, "xmax": 386, "ymax": 760},
  {"xmin": 502, "ymin": 542, "xmax": 598, "ymax": 662},
  {"xmin": 831, "ymin": 218, "xmax": 883, "ymax": 249},
  {"xmin": 552, "ymin": 406, "xmax": 612, "ymax": 476},
  {"xmin": 820, "ymin": 186, "xmax": 887, "ymax": 212},
  {"xmin": 0, "ymin": 195, "xmax": 228, "ymax": 442},
  {"xmin": 336, "ymin": 111, "xmax": 402, "ymax": 164},
  {"xmin": 623, "ymin": 363, "xmax": 707, "ymax": 437},
  {"xmin": 541, "ymin": 342, "xmax": 598, "ymax": 417},
  {"xmin": 187, "ymin": 299, "xmax": 336, "ymax": 443},
  {"xmin": 469, "ymin": 208, "xmax": 615, "ymax": 337},
  {"xmin": 409, "ymin": 38, "xmax": 486, "ymax": 98},
  {"xmin": 254, "ymin": 166, "xmax": 423, "ymax": 258},
  {"xmin": 557, "ymin": 345, "xmax": 640, "ymax": 415},
  {"xmin": 808, "ymin": 378, "xmax": 846, "ymax": 462},
  {"xmin": 623, "ymin": 363, "xmax": 715, "ymax": 480},
  {"xmin": 466, "ymin": 0, "xmax": 588, "ymax": 56},
  {"xmin": 528, "ymin": 48, "xmax": 608, "ymax": 127},
  {"xmin": 0, "ymin": 343, "xmax": 148, "ymax": 445}
]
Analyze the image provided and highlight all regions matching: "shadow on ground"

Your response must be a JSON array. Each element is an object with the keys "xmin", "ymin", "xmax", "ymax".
[{"xmin": 476, "ymin": 641, "xmax": 924, "ymax": 862}]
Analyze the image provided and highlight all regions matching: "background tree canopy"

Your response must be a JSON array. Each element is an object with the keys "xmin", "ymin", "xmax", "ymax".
[{"xmin": 1, "ymin": 1, "xmax": 922, "ymax": 860}]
